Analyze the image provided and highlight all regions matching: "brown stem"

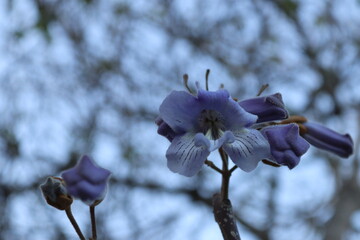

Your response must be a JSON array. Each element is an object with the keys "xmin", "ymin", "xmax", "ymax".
[
  {"xmin": 213, "ymin": 194, "xmax": 241, "ymax": 240},
  {"xmin": 229, "ymin": 165, "xmax": 238, "ymax": 174},
  {"xmin": 212, "ymin": 148, "xmax": 241, "ymax": 240},
  {"xmin": 205, "ymin": 160, "xmax": 223, "ymax": 174},
  {"xmin": 219, "ymin": 148, "xmax": 230, "ymax": 200},
  {"xmin": 65, "ymin": 207, "xmax": 86, "ymax": 240},
  {"xmin": 90, "ymin": 205, "xmax": 97, "ymax": 240}
]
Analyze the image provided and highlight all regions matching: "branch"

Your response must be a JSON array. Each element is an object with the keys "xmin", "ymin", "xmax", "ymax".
[
  {"xmin": 114, "ymin": 177, "xmax": 270, "ymax": 240},
  {"xmin": 213, "ymin": 193, "xmax": 241, "ymax": 240}
]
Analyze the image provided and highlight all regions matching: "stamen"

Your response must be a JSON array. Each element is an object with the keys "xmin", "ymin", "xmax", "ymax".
[
  {"xmin": 257, "ymin": 84, "xmax": 269, "ymax": 96},
  {"xmin": 205, "ymin": 69, "xmax": 210, "ymax": 91},
  {"xmin": 183, "ymin": 74, "xmax": 193, "ymax": 94}
]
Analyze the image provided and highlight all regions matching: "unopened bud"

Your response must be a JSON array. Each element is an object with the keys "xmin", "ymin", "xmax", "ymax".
[{"xmin": 40, "ymin": 177, "xmax": 73, "ymax": 210}]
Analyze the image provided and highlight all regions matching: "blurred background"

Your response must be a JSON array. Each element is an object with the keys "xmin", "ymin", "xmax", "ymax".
[{"xmin": 0, "ymin": 0, "xmax": 360, "ymax": 239}]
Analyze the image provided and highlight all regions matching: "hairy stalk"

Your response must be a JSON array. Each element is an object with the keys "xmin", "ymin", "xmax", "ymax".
[{"xmin": 65, "ymin": 207, "xmax": 86, "ymax": 240}]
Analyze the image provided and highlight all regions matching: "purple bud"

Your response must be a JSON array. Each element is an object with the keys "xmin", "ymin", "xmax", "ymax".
[
  {"xmin": 61, "ymin": 155, "xmax": 111, "ymax": 205},
  {"xmin": 302, "ymin": 122, "xmax": 353, "ymax": 158},
  {"xmin": 155, "ymin": 116, "xmax": 177, "ymax": 142},
  {"xmin": 239, "ymin": 93, "xmax": 289, "ymax": 123},
  {"xmin": 261, "ymin": 124, "xmax": 310, "ymax": 169},
  {"xmin": 40, "ymin": 177, "xmax": 73, "ymax": 210}
]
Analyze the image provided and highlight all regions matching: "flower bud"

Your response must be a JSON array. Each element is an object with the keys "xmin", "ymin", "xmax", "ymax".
[
  {"xmin": 261, "ymin": 124, "xmax": 310, "ymax": 169},
  {"xmin": 238, "ymin": 93, "xmax": 288, "ymax": 123},
  {"xmin": 302, "ymin": 122, "xmax": 353, "ymax": 158},
  {"xmin": 61, "ymin": 155, "xmax": 111, "ymax": 205},
  {"xmin": 155, "ymin": 116, "xmax": 176, "ymax": 142},
  {"xmin": 40, "ymin": 177, "xmax": 73, "ymax": 210}
]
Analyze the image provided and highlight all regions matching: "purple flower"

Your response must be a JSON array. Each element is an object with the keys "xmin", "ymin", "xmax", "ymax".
[
  {"xmin": 158, "ymin": 88, "xmax": 272, "ymax": 176},
  {"xmin": 261, "ymin": 124, "xmax": 310, "ymax": 169},
  {"xmin": 40, "ymin": 176, "xmax": 73, "ymax": 210},
  {"xmin": 61, "ymin": 155, "xmax": 111, "ymax": 204},
  {"xmin": 238, "ymin": 93, "xmax": 288, "ymax": 123},
  {"xmin": 302, "ymin": 122, "xmax": 353, "ymax": 158}
]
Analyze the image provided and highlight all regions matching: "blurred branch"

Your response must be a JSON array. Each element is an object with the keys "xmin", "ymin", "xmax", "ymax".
[
  {"xmin": 270, "ymin": 0, "xmax": 343, "ymax": 115},
  {"xmin": 114, "ymin": 176, "xmax": 271, "ymax": 240}
]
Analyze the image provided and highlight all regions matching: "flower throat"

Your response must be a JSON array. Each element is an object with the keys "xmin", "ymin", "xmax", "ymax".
[{"xmin": 198, "ymin": 109, "xmax": 226, "ymax": 140}]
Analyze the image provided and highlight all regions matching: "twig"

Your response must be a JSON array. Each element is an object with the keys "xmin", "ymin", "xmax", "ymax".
[
  {"xmin": 229, "ymin": 165, "xmax": 237, "ymax": 173},
  {"xmin": 211, "ymin": 148, "xmax": 241, "ymax": 239},
  {"xmin": 213, "ymin": 193, "xmax": 241, "ymax": 240}
]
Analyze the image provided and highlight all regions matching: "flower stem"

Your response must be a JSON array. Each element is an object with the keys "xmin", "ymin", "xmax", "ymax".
[
  {"xmin": 219, "ymin": 148, "xmax": 230, "ymax": 201},
  {"xmin": 212, "ymin": 148, "xmax": 241, "ymax": 240},
  {"xmin": 65, "ymin": 207, "xmax": 85, "ymax": 240},
  {"xmin": 90, "ymin": 205, "xmax": 97, "ymax": 240},
  {"xmin": 205, "ymin": 160, "xmax": 223, "ymax": 174},
  {"xmin": 229, "ymin": 165, "xmax": 238, "ymax": 174}
]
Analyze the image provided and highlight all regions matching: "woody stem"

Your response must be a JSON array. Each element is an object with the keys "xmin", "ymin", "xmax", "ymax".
[{"xmin": 211, "ymin": 148, "xmax": 241, "ymax": 240}]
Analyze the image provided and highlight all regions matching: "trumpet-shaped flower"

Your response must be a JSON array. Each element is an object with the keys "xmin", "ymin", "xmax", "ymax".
[
  {"xmin": 302, "ymin": 122, "xmax": 353, "ymax": 158},
  {"xmin": 158, "ymin": 88, "xmax": 293, "ymax": 176},
  {"xmin": 61, "ymin": 155, "xmax": 111, "ymax": 204}
]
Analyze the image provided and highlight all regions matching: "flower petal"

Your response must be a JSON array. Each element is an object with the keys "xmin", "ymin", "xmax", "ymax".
[
  {"xmin": 61, "ymin": 168, "xmax": 81, "ymax": 185},
  {"xmin": 238, "ymin": 93, "xmax": 288, "ymax": 123},
  {"xmin": 222, "ymin": 129, "xmax": 271, "ymax": 172},
  {"xmin": 159, "ymin": 91, "xmax": 202, "ymax": 133},
  {"xmin": 77, "ymin": 155, "xmax": 111, "ymax": 184},
  {"xmin": 68, "ymin": 181, "xmax": 106, "ymax": 202},
  {"xmin": 166, "ymin": 132, "xmax": 210, "ymax": 177},
  {"xmin": 61, "ymin": 155, "xmax": 111, "ymax": 203},
  {"xmin": 211, "ymin": 131, "xmax": 236, "ymax": 151},
  {"xmin": 197, "ymin": 89, "xmax": 257, "ymax": 128}
]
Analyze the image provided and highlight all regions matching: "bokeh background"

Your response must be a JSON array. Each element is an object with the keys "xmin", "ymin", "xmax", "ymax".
[{"xmin": 1, "ymin": 0, "xmax": 360, "ymax": 239}]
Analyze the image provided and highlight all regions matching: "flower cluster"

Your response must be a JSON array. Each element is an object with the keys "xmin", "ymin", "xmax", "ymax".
[
  {"xmin": 41, "ymin": 155, "xmax": 111, "ymax": 207},
  {"xmin": 156, "ymin": 84, "xmax": 353, "ymax": 177},
  {"xmin": 40, "ymin": 155, "xmax": 111, "ymax": 239}
]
